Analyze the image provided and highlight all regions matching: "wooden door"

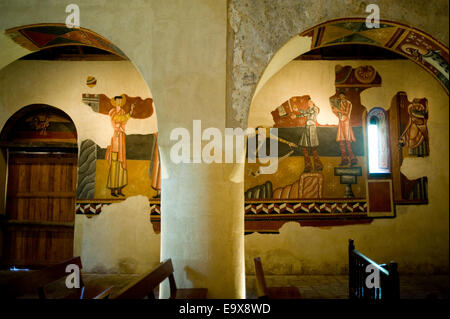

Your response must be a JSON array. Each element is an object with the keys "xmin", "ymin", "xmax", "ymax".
[{"xmin": 2, "ymin": 152, "xmax": 77, "ymax": 268}]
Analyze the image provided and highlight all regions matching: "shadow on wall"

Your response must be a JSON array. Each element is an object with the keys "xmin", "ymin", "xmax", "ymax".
[{"xmin": 184, "ymin": 265, "xmax": 209, "ymax": 288}]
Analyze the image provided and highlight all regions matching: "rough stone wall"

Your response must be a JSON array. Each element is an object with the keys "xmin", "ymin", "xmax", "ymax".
[{"xmin": 227, "ymin": 0, "xmax": 450, "ymax": 129}]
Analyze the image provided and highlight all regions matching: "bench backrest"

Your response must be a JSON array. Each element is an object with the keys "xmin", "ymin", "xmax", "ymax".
[
  {"xmin": 113, "ymin": 259, "xmax": 177, "ymax": 299},
  {"xmin": 254, "ymin": 257, "xmax": 268, "ymax": 298},
  {"xmin": 2, "ymin": 256, "xmax": 84, "ymax": 298},
  {"xmin": 348, "ymin": 239, "xmax": 400, "ymax": 299}
]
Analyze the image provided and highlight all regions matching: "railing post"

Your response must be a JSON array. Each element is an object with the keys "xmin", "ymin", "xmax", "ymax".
[
  {"xmin": 388, "ymin": 261, "xmax": 400, "ymax": 299},
  {"xmin": 348, "ymin": 239, "xmax": 355, "ymax": 298}
]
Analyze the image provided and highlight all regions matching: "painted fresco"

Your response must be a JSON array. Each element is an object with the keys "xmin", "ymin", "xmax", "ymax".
[
  {"xmin": 5, "ymin": 24, "xmax": 127, "ymax": 59},
  {"xmin": 76, "ymin": 93, "xmax": 160, "ymax": 199},
  {"xmin": 304, "ymin": 19, "xmax": 449, "ymax": 93},
  {"xmin": 389, "ymin": 92, "xmax": 429, "ymax": 203},
  {"xmin": 86, "ymin": 76, "xmax": 97, "ymax": 88},
  {"xmin": 0, "ymin": 105, "xmax": 77, "ymax": 146},
  {"xmin": 245, "ymin": 65, "xmax": 382, "ymax": 202},
  {"xmin": 241, "ymin": 63, "xmax": 431, "ymax": 233}
]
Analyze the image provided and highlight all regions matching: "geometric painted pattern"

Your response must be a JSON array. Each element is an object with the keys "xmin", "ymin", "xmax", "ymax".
[
  {"xmin": 244, "ymin": 201, "xmax": 367, "ymax": 214},
  {"xmin": 75, "ymin": 200, "xmax": 367, "ymax": 219},
  {"xmin": 75, "ymin": 202, "xmax": 161, "ymax": 215},
  {"xmin": 5, "ymin": 23, "xmax": 128, "ymax": 59},
  {"xmin": 302, "ymin": 18, "xmax": 449, "ymax": 93},
  {"xmin": 76, "ymin": 200, "xmax": 368, "ymax": 233},
  {"xmin": 75, "ymin": 203, "xmax": 109, "ymax": 215},
  {"xmin": 76, "ymin": 200, "xmax": 366, "ymax": 216},
  {"xmin": 149, "ymin": 204, "xmax": 161, "ymax": 215}
]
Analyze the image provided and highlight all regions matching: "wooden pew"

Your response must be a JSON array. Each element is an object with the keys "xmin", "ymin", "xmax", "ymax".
[
  {"xmin": 348, "ymin": 239, "xmax": 400, "ymax": 299},
  {"xmin": 254, "ymin": 257, "xmax": 301, "ymax": 299},
  {"xmin": 1, "ymin": 256, "xmax": 113, "ymax": 299},
  {"xmin": 113, "ymin": 259, "xmax": 208, "ymax": 299}
]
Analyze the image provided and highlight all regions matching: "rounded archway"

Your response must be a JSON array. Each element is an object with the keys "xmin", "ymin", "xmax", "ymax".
[
  {"xmin": 1, "ymin": 23, "xmax": 128, "ymax": 71},
  {"xmin": 254, "ymin": 18, "xmax": 448, "ymax": 101},
  {"xmin": 0, "ymin": 23, "xmax": 161, "ymax": 275},
  {"xmin": 242, "ymin": 17, "xmax": 449, "ymax": 280},
  {"xmin": 244, "ymin": 18, "xmax": 449, "ymax": 233}
]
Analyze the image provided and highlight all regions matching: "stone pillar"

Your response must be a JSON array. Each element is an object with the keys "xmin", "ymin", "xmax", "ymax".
[
  {"xmin": 150, "ymin": 0, "xmax": 245, "ymax": 298},
  {"xmin": 159, "ymin": 160, "xmax": 245, "ymax": 298}
]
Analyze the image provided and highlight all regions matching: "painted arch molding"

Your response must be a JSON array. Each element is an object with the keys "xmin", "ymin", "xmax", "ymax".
[{"xmin": 301, "ymin": 19, "xmax": 449, "ymax": 93}]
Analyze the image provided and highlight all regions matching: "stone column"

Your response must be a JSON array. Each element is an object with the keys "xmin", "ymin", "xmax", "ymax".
[
  {"xmin": 159, "ymin": 159, "xmax": 245, "ymax": 298},
  {"xmin": 149, "ymin": 0, "xmax": 245, "ymax": 298}
]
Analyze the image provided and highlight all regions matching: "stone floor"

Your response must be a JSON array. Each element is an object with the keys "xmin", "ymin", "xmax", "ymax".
[
  {"xmin": 0, "ymin": 271, "xmax": 448, "ymax": 299},
  {"xmin": 246, "ymin": 275, "xmax": 449, "ymax": 299}
]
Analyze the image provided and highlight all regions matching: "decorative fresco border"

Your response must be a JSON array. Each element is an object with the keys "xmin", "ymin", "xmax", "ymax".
[
  {"xmin": 75, "ymin": 199, "xmax": 369, "ymax": 233},
  {"xmin": 244, "ymin": 201, "xmax": 367, "ymax": 214},
  {"xmin": 300, "ymin": 18, "xmax": 449, "ymax": 93},
  {"xmin": 5, "ymin": 23, "xmax": 128, "ymax": 59}
]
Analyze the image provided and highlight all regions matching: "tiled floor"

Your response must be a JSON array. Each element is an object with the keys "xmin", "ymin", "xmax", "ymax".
[{"xmin": 1, "ymin": 271, "xmax": 448, "ymax": 299}]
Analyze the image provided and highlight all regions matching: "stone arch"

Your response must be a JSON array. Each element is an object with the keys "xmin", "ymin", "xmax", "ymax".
[
  {"xmin": 4, "ymin": 23, "xmax": 127, "ymax": 59},
  {"xmin": 241, "ymin": 16, "xmax": 448, "ymax": 232},
  {"xmin": 250, "ymin": 19, "xmax": 448, "ymax": 125},
  {"xmin": 0, "ymin": 22, "xmax": 162, "ymax": 272},
  {"xmin": 244, "ymin": 17, "xmax": 449, "ymax": 127},
  {"xmin": 0, "ymin": 22, "xmax": 158, "ymax": 125},
  {"xmin": 227, "ymin": 1, "xmax": 449, "ymax": 129},
  {"xmin": 263, "ymin": 19, "xmax": 448, "ymax": 96}
]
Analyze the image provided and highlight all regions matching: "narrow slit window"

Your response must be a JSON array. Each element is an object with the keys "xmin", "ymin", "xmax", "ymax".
[{"xmin": 367, "ymin": 108, "xmax": 390, "ymax": 175}]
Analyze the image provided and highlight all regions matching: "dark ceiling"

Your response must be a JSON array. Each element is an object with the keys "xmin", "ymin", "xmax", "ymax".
[
  {"xmin": 19, "ymin": 45, "xmax": 125, "ymax": 61},
  {"xmin": 19, "ymin": 43, "xmax": 405, "ymax": 62},
  {"xmin": 296, "ymin": 44, "xmax": 407, "ymax": 60}
]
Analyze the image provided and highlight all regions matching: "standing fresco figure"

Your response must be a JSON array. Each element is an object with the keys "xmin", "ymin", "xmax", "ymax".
[
  {"xmin": 150, "ymin": 133, "xmax": 161, "ymax": 198},
  {"xmin": 290, "ymin": 98, "xmax": 323, "ymax": 172},
  {"xmin": 105, "ymin": 95, "xmax": 135, "ymax": 197},
  {"xmin": 330, "ymin": 92, "xmax": 357, "ymax": 166},
  {"xmin": 399, "ymin": 98, "xmax": 429, "ymax": 156}
]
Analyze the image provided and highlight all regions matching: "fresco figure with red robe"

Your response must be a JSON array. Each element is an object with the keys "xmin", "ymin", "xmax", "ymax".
[
  {"xmin": 105, "ymin": 95, "xmax": 135, "ymax": 197},
  {"xmin": 331, "ymin": 92, "xmax": 357, "ymax": 166}
]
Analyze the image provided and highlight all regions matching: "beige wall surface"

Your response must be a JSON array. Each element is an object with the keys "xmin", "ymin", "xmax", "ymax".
[
  {"xmin": 74, "ymin": 196, "xmax": 160, "ymax": 274},
  {"xmin": 245, "ymin": 59, "xmax": 449, "ymax": 275}
]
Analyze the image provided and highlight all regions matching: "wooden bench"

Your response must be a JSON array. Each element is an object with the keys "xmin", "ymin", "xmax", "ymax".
[
  {"xmin": 113, "ymin": 259, "xmax": 208, "ymax": 299},
  {"xmin": 254, "ymin": 257, "xmax": 301, "ymax": 299},
  {"xmin": 1, "ymin": 256, "xmax": 114, "ymax": 299},
  {"xmin": 348, "ymin": 239, "xmax": 400, "ymax": 299}
]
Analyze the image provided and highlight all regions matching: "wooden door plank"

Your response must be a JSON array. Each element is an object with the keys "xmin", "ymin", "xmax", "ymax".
[{"xmin": 3, "ymin": 153, "xmax": 77, "ymax": 267}]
